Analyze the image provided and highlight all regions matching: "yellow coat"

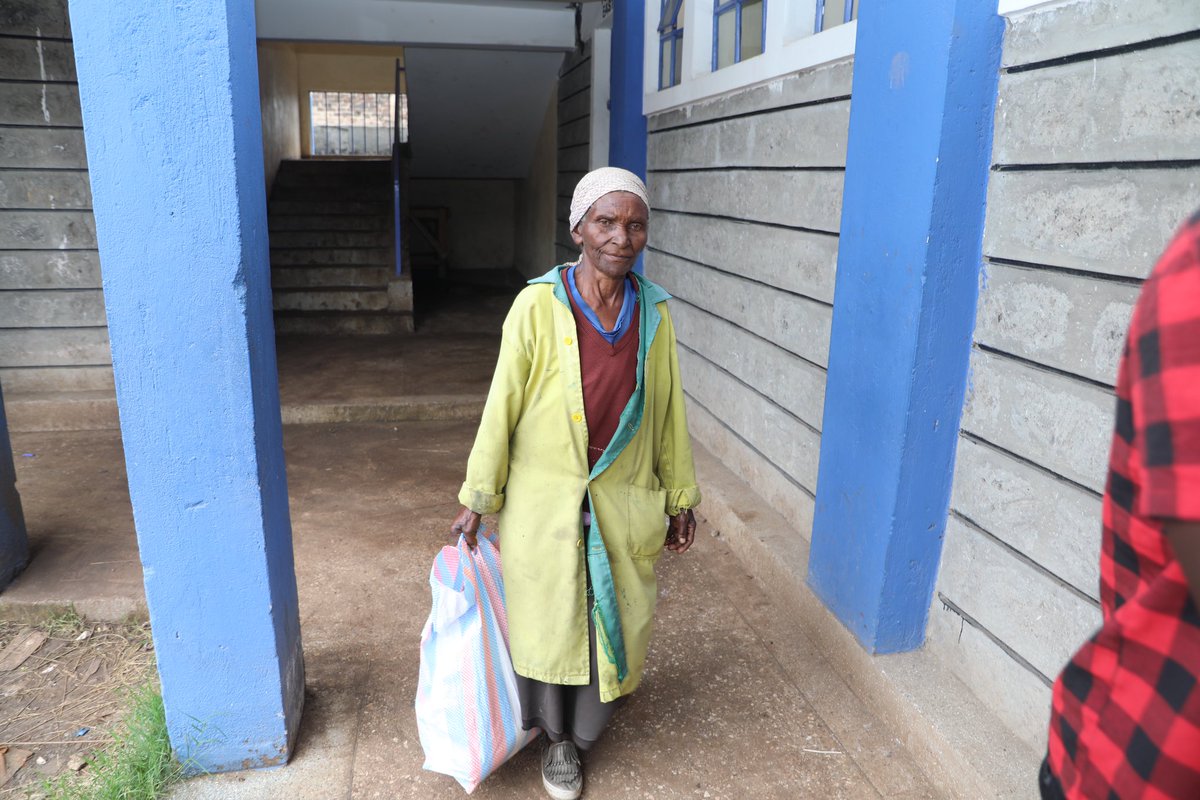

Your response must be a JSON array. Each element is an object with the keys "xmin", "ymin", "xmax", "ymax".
[{"xmin": 458, "ymin": 265, "xmax": 701, "ymax": 702}]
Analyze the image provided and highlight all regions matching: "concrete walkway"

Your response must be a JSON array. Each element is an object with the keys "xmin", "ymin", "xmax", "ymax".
[
  {"xmin": 2, "ymin": 290, "xmax": 947, "ymax": 797},
  {"xmin": 5, "ymin": 418, "xmax": 944, "ymax": 799}
]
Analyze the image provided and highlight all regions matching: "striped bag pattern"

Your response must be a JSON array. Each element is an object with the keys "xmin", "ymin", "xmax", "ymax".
[{"xmin": 416, "ymin": 531, "xmax": 538, "ymax": 792}]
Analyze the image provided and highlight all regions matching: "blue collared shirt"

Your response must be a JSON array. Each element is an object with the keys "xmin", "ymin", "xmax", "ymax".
[{"xmin": 566, "ymin": 265, "xmax": 637, "ymax": 345}]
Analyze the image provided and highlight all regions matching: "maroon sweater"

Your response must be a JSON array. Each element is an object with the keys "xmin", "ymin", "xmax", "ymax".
[{"xmin": 566, "ymin": 285, "xmax": 640, "ymax": 471}]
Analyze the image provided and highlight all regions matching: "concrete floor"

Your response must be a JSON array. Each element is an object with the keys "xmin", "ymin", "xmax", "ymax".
[{"xmin": 1, "ymin": 300, "xmax": 945, "ymax": 798}]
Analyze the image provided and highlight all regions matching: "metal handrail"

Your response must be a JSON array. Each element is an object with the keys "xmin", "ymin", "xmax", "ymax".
[{"xmin": 391, "ymin": 59, "xmax": 405, "ymax": 278}]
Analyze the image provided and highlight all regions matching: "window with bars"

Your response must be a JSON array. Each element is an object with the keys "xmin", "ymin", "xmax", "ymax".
[
  {"xmin": 815, "ymin": 0, "xmax": 857, "ymax": 33},
  {"xmin": 658, "ymin": 0, "xmax": 685, "ymax": 89},
  {"xmin": 713, "ymin": 0, "xmax": 764, "ymax": 70},
  {"xmin": 308, "ymin": 91, "xmax": 408, "ymax": 157}
]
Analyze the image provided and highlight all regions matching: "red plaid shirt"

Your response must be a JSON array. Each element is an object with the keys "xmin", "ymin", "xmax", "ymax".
[{"xmin": 1048, "ymin": 211, "xmax": 1200, "ymax": 798}]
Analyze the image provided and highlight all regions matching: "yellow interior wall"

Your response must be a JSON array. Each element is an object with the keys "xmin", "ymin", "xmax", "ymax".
[
  {"xmin": 295, "ymin": 43, "xmax": 406, "ymax": 156},
  {"xmin": 257, "ymin": 42, "xmax": 300, "ymax": 193}
]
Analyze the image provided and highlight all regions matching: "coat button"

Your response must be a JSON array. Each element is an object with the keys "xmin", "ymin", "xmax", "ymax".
[
  {"xmin": 571, "ymin": 412, "xmax": 583, "ymax": 423},
  {"xmin": 564, "ymin": 336, "xmax": 573, "ymax": 346}
]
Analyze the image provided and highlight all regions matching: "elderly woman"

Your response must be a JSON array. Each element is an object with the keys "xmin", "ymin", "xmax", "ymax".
[{"xmin": 448, "ymin": 167, "xmax": 701, "ymax": 800}]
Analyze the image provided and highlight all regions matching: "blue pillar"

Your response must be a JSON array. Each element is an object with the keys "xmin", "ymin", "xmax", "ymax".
[
  {"xmin": 68, "ymin": 0, "xmax": 304, "ymax": 771},
  {"xmin": 0, "ymin": 384, "xmax": 29, "ymax": 590},
  {"xmin": 610, "ymin": 0, "xmax": 648, "ymax": 177},
  {"xmin": 806, "ymin": 1, "xmax": 1004, "ymax": 653},
  {"xmin": 610, "ymin": 0, "xmax": 647, "ymax": 271}
]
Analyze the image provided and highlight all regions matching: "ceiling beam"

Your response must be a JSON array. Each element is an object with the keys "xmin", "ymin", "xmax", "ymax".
[{"xmin": 255, "ymin": 0, "xmax": 577, "ymax": 50}]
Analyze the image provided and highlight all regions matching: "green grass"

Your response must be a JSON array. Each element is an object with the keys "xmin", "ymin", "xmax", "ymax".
[
  {"xmin": 41, "ymin": 607, "xmax": 85, "ymax": 639},
  {"xmin": 36, "ymin": 683, "xmax": 183, "ymax": 800}
]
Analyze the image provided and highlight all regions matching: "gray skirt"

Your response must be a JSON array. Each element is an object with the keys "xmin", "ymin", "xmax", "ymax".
[
  {"xmin": 515, "ymin": 592, "xmax": 625, "ymax": 751},
  {"xmin": 514, "ymin": 509, "xmax": 625, "ymax": 751}
]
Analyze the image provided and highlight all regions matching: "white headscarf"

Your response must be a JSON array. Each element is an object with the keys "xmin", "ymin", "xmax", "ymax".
[{"xmin": 569, "ymin": 167, "xmax": 650, "ymax": 231}]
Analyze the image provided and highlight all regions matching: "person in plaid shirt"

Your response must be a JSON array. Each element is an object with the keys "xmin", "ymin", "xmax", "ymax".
[{"xmin": 1042, "ymin": 211, "xmax": 1200, "ymax": 799}]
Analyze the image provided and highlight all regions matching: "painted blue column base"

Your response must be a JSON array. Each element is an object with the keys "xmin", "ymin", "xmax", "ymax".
[
  {"xmin": 68, "ymin": 0, "xmax": 304, "ymax": 772},
  {"xmin": 0, "ymin": 385, "xmax": 29, "ymax": 590},
  {"xmin": 806, "ymin": 0, "xmax": 1004, "ymax": 653}
]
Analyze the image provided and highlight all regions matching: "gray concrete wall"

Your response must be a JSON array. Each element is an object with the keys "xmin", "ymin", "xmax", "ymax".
[
  {"xmin": 0, "ymin": 0, "xmax": 113, "ymax": 395},
  {"xmin": 555, "ymin": 41, "xmax": 592, "ymax": 265},
  {"xmin": 408, "ymin": 178, "xmax": 517, "ymax": 272},
  {"xmin": 929, "ymin": 0, "xmax": 1200, "ymax": 752},
  {"xmin": 514, "ymin": 91, "xmax": 557, "ymax": 279},
  {"xmin": 644, "ymin": 59, "xmax": 852, "ymax": 539}
]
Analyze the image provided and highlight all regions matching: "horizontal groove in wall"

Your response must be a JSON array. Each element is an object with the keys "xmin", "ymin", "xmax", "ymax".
[
  {"xmin": 0, "ymin": 78, "xmax": 78, "ymax": 87},
  {"xmin": 649, "ymin": 94, "xmax": 852, "ymax": 135},
  {"xmin": 684, "ymin": 387, "xmax": 817, "ymax": 500},
  {"xmin": 557, "ymin": 84, "xmax": 590, "ymax": 105},
  {"xmin": 558, "ymin": 55, "xmax": 591, "ymax": 81},
  {"xmin": 0, "ymin": 34, "xmax": 73, "ymax": 44},
  {"xmin": 0, "ymin": 286, "xmax": 102, "ymax": 293},
  {"xmin": 993, "ymin": 159, "xmax": 1200, "ymax": 172},
  {"xmin": 0, "ymin": 363, "xmax": 111, "ymax": 370},
  {"xmin": 678, "ymin": 339, "xmax": 822, "ymax": 437},
  {"xmin": 958, "ymin": 430, "xmax": 1103, "ymax": 501},
  {"xmin": 647, "ymin": 244, "xmax": 834, "ymax": 308},
  {"xmin": 0, "ymin": 207, "xmax": 94, "ymax": 214},
  {"xmin": 949, "ymin": 508, "xmax": 1101, "ymax": 607},
  {"xmin": 985, "ymin": 255, "xmax": 1146, "ymax": 287},
  {"xmin": 670, "ymin": 294, "xmax": 828, "ymax": 374},
  {"xmin": 0, "ymin": 325, "xmax": 107, "ymax": 333},
  {"xmin": 974, "ymin": 342, "xmax": 1116, "ymax": 392},
  {"xmin": 556, "ymin": 112, "xmax": 590, "ymax": 129},
  {"xmin": 649, "ymin": 165, "xmax": 845, "ymax": 175},
  {"xmin": 0, "ymin": 123, "xmax": 84, "ymax": 131},
  {"xmin": 649, "ymin": 207, "xmax": 840, "ymax": 238},
  {"xmin": 0, "ymin": 248, "xmax": 98, "ymax": 254},
  {"xmin": 936, "ymin": 592, "xmax": 1054, "ymax": 689},
  {"xmin": 0, "ymin": 167, "xmax": 88, "ymax": 173},
  {"xmin": 1005, "ymin": 28, "xmax": 1200, "ymax": 75},
  {"xmin": 557, "ymin": 142, "xmax": 588, "ymax": 152}
]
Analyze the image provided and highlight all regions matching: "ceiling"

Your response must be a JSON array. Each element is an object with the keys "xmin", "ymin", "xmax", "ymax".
[
  {"xmin": 257, "ymin": 0, "xmax": 595, "ymax": 179},
  {"xmin": 404, "ymin": 47, "xmax": 564, "ymax": 178}
]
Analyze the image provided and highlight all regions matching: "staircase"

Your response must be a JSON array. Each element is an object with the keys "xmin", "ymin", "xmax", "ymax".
[{"xmin": 268, "ymin": 160, "xmax": 413, "ymax": 334}]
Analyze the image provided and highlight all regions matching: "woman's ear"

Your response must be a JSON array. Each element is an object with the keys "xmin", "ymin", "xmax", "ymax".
[{"xmin": 570, "ymin": 224, "xmax": 584, "ymax": 247}]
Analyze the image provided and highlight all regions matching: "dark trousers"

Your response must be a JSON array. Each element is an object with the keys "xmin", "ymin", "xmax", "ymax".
[{"xmin": 1039, "ymin": 756, "xmax": 1066, "ymax": 800}]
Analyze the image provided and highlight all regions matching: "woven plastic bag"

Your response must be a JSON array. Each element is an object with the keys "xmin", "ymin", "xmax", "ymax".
[{"xmin": 416, "ymin": 530, "xmax": 537, "ymax": 792}]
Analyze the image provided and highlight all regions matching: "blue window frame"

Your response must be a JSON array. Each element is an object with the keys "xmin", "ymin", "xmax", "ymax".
[
  {"xmin": 658, "ymin": 0, "xmax": 685, "ymax": 89},
  {"xmin": 713, "ymin": 0, "xmax": 764, "ymax": 70},
  {"xmin": 815, "ymin": 0, "xmax": 856, "ymax": 33}
]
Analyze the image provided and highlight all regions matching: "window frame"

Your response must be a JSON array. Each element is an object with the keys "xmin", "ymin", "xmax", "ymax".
[
  {"xmin": 658, "ymin": 0, "xmax": 685, "ymax": 89},
  {"xmin": 307, "ymin": 90, "xmax": 408, "ymax": 158},
  {"xmin": 814, "ymin": 0, "xmax": 855, "ymax": 34},
  {"xmin": 712, "ymin": 0, "xmax": 767, "ymax": 71}
]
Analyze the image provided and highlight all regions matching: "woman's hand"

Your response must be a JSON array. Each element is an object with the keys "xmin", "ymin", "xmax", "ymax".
[
  {"xmin": 665, "ymin": 509, "xmax": 697, "ymax": 554},
  {"xmin": 450, "ymin": 506, "xmax": 482, "ymax": 549}
]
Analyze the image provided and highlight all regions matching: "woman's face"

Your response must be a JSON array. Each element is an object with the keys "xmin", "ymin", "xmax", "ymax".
[{"xmin": 571, "ymin": 191, "xmax": 649, "ymax": 279}]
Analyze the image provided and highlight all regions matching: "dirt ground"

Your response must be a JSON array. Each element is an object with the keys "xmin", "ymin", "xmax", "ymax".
[{"xmin": 0, "ymin": 616, "xmax": 155, "ymax": 797}]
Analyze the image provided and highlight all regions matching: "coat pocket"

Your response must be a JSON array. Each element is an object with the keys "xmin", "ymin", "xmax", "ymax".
[{"xmin": 625, "ymin": 484, "xmax": 668, "ymax": 559}]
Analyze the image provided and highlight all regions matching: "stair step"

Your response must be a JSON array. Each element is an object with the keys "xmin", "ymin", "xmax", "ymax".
[
  {"xmin": 269, "ymin": 215, "xmax": 388, "ymax": 232},
  {"xmin": 271, "ymin": 265, "xmax": 391, "ymax": 288},
  {"xmin": 268, "ymin": 185, "xmax": 392, "ymax": 203},
  {"xmin": 275, "ymin": 159, "xmax": 391, "ymax": 188},
  {"xmin": 274, "ymin": 310, "xmax": 414, "ymax": 335},
  {"xmin": 272, "ymin": 286, "xmax": 389, "ymax": 312},
  {"xmin": 268, "ymin": 199, "xmax": 389, "ymax": 216},
  {"xmin": 271, "ymin": 247, "xmax": 391, "ymax": 266},
  {"xmin": 269, "ymin": 230, "xmax": 391, "ymax": 249}
]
